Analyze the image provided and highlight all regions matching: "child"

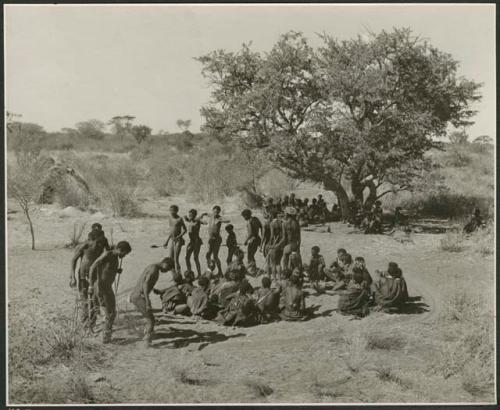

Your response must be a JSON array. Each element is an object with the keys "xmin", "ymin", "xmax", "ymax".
[
  {"xmin": 225, "ymin": 224, "xmax": 238, "ymax": 265},
  {"xmin": 254, "ymin": 276, "xmax": 281, "ymax": 323},
  {"xmin": 325, "ymin": 248, "xmax": 347, "ymax": 282},
  {"xmin": 204, "ymin": 259, "xmax": 217, "ymax": 280},
  {"xmin": 307, "ymin": 246, "xmax": 326, "ymax": 290}
]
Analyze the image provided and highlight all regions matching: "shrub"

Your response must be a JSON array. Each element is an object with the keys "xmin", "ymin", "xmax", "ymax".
[
  {"xmin": 440, "ymin": 231, "xmax": 466, "ymax": 253},
  {"xmin": 444, "ymin": 147, "xmax": 472, "ymax": 168},
  {"xmin": 65, "ymin": 222, "xmax": 88, "ymax": 248},
  {"xmin": 365, "ymin": 332, "xmax": 406, "ymax": 351}
]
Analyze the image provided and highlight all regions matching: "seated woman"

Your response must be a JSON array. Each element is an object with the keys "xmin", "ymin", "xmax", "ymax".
[
  {"xmin": 154, "ymin": 270, "xmax": 191, "ymax": 315},
  {"xmin": 280, "ymin": 274, "xmax": 308, "ymax": 321},
  {"xmin": 338, "ymin": 267, "xmax": 370, "ymax": 317},
  {"xmin": 372, "ymin": 262, "xmax": 409, "ymax": 312},
  {"xmin": 331, "ymin": 253, "xmax": 354, "ymax": 291},
  {"xmin": 187, "ymin": 276, "xmax": 219, "ymax": 320},
  {"xmin": 254, "ymin": 276, "xmax": 281, "ymax": 323},
  {"xmin": 216, "ymin": 281, "xmax": 258, "ymax": 326}
]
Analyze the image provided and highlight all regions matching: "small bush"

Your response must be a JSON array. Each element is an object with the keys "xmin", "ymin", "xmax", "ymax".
[
  {"xmin": 244, "ymin": 379, "xmax": 274, "ymax": 398},
  {"xmin": 342, "ymin": 333, "xmax": 369, "ymax": 374},
  {"xmin": 440, "ymin": 231, "xmax": 465, "ymax": 253},
  {"xmin": 365, "ymin": 332, "xmax": 406, "ymax": 351},
  {"xmin": 65, "ymin": 222, "xmax": 88, "ymax": 248},
  {"xmin": 444, "ymin": 148, "xmax": 472, "ymax": 168}
]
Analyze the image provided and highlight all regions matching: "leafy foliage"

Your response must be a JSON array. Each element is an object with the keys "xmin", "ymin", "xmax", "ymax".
[{"xmin": 198, "ymin": 28, "xmax": 482, "ymax": 218}]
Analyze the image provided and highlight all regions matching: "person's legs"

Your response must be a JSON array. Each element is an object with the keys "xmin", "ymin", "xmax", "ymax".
[
  {"xmin": 226, "ymin": 247, "xmax": 235, "ymax": 265},
  {"xmin": 193, "ymin": 242, "xmax": 202, "ymax": 278},
  {"xmin": 206, "ymin": 239, "xmax": 214, "ymax": 265},
  {"xmin": 185, "ymin": 242, "xmax": 193, "ymax": 272},
  {"xmin": 212, "ymin": 239, "xmax": 222, "ymax": 276},
  {"xmin": 174, "ymin": 240, "xmax": 183, "ymax": 273},
  {"xmin": 78, "ymin": 277, "xmax": 89, "ymax": 325},
  {"xmin": 101, "ymin": 286, "xmax": 116, "ymax": 343},
  {"xmin": 130, "ymin": 293, "xmax": 155, "ymax": 345},
  {"xmin": 281, "ymin": 244, "xmax": 292, "ymax": 271}
]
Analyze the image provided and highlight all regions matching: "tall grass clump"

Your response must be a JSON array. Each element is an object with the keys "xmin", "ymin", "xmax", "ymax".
[
  {"xmin": 430, "ymin": 285, "xmax": 494, "ymax": 399},
  {"xmin": 439, "ymin": 230, "xmax": 466, "ymax": 252}
]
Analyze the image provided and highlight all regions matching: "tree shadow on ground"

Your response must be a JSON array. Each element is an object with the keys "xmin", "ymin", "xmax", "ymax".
[{"xmin": 153, "ymin": 327, "xmax": 246, "ymax": 349}]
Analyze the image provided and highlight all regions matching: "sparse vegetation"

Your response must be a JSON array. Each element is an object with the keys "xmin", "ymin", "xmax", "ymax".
[
  {"xmin": 440, "ymin": 231, "xmax": 466, "ymax": 252},
  {"xmin": 66, "ymin": 222, "xmax": 88, "ymax": 248},
  {"xmin": 365, "ymin": 332, "xmax": 406, "ymax": 351}
]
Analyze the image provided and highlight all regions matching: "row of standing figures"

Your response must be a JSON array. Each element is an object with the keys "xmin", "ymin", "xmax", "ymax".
[{"xmin": 163, "ymin": 204, "xmax": 303, "ymax": 279}]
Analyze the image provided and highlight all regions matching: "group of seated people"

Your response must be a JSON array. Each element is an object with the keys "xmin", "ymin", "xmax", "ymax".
[
  {"xmin": 263, "ymin": 193, "xmax": 342, "ymax": 227},
  {"xmin": 153, "ymin": 245, "xmax": 409, "ymax": 327}
]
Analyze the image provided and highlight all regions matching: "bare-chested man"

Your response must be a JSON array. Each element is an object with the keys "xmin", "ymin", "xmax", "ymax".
[
  {"xmin": 242, "ymin": 209, "xmax": 263, "ymax": 275},
  {"xmin": 268, "ymin": 210, "xmax": 284, "ymax": 280},
  {"xmin": 184, "ymin": 209, "xmax": 207, "ymax": 278},
  {"xmin": 164, "ymin": 205, "xmax": 187, "ymax": 274},
  {"xmin": 278, "ymin": 207, "xmax": 302, "ymax": 271},
  {"xmin": 70, "ymin": 230, "xmax": 108, "ymax": 326},
  {"xmin": 88, "ymin": 241, "xmax": 132, "ymax": 343},
  {"xmin": 130, "ymin": 257, "xmax": 175, "ymax": 347},
  {"xmin": 205, "ymin": 205, "xmax": 230, "ymax": 276}
]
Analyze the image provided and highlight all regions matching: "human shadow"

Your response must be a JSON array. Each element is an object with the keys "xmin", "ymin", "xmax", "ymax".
[
  {"xmin": 379, "ymin": 295, "xmax": 430, "ymax": 315},
  {"xmin": 153, "ymin": 327, "xmax": 246, "ymax": 349}
]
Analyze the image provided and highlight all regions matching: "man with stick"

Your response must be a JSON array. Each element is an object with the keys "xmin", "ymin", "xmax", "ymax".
[
  {"xmin": 70, "ymin": 230, "xmax": 107, "ymax": 327},
  {"xmin": 88, "ymin": 241, "xmax": 132, "ymax": 343}
]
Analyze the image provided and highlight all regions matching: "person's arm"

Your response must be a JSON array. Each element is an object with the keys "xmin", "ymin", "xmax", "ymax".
[
  {"xmin": 276, "ymin": 222, "xmax": 287, "ymax": 249},
  {"xmin": 88, "ymin": 251, "xmax": 108, "ymax": 295},
  {"xmin": 103, "ymin": 236, "xmax": 111, "ymax": 251},
  {"xmin": 244, "ymin": 220, "xmax": 252, "ymax": 245},
  {"xmin": 69, "ymin": 243, "xmax": 86, "ymax": 287}
]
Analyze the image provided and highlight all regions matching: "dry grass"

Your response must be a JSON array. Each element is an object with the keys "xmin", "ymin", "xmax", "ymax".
[
  {"xmin": 439, "ymin": 230, "xmax": 466, "ymax": 252},
  {"xmin": 65, "ymin": 222, "xmax": 87, "ymax": 248},
  {"xmin": 365, "ymin": 332, "xmax": 406, "ymax": 351},
  {"xmin": 342, "ymin": 333, "xmax": 370, "ymax": 374},
  {"xmin": 244, "ymin": 379, "xmax": 274, "ymax": 398}
]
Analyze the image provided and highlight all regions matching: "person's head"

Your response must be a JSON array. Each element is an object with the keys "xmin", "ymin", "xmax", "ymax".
[
  {"xmin": 311, "ymin": 245, "xmax": 320, "ymax": 256},
  {"xmin": 340, "ymin": 253, "xmax": 352, "ymax": 266},
  {"xmin": 261, "ymin": 276, "xmax": 271, "ymax": 289},
  {"xmin": 207, "ymin": 259, "xmax": 216, "ymax": 271},
  {"xmin": 188, "ymin": 209, "xmax": 197, "ymax": 219},
  {"xmin": 352, "ymin": 266, "xmax": 364, "ymax": 284},
  {"xmin": 337, "ymin": 248, "xmax": 347, "ymax": 258},
  {"xmin": 184, "ymin": 270, "xmax": 195, "ymax": 283},
  {"xmin": 393, "ymin": 267, "xmax": 403, "ymax": 279},
  {"xmin": 115, "ymin": 241, "xmax": 132, "ymax": 258},
  {"xmin": 213, "ymin": 205, "xmax": 221, "ymax": 216},
  {"xmin": 198, "ymin": 276, "xmax": 209, "ymax": 290},
  {"xmin": 304, "ymin": 198, "xmax": 309, "ymax": 204},
  {"xmin": 225, "ymin": 224, "xmax": 234, "ymax": 233},
  {"xmin": 91, "ymin": 222, "xmax": 103, "ymax": 232},
  {"xmin": 375, "ymin": 200, "xmax": 382, "ymax": 208},
  {"xmin": 233, "ymin": 247, "xmax": 244, "ymax": 261},
  {"xmin": 290, "ymin": 274, "xmax": 302, "ymax": 288},
  {"xmin": 169, "ymin": 205, "xmax": 179, "ymax": 216},
  {"xmin": 88, "ymin": 230, "xmax": 100, "ymax": 242},
  {"xmin": 241, "ymin": 209, "xmax": 252, "ymax": 220},
  {"xmin": 318, "ymin": 194, "xmax": 323, "ymax": 200},
  {"xmin": 312, "ymin": 198, "xmax": 317, "ymax": 204},
  {"xmin": 239, "ymin": 280, "xmax": 253, "ymax": 295},
  {"xmin": 159, "ymin": 257, "xmax": 175, "ymax": 272},
  {"xmin": 387, "ymin": 262, "xmax": 399, "ymax": 276},
  {"xmin": 354, "ymin": 256, "xmax": 365, "ymax": 268}
]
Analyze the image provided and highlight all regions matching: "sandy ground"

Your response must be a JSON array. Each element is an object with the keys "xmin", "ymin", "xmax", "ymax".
[{"xmin": 7, "ymin": 195, "xmax": 495, "ymax": 404}]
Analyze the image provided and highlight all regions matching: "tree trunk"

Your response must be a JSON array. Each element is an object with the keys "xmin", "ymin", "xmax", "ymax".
[
  {"xmin": 24, "ymin": 208, "xmax": 35, "ymax": 250},
  {"xmin": 364, "ymin": 180, "xmax": 378, "ymax": 209},
  {"xmin": 351, "ymin": 179, "xmax": 365, "ymax": 208},
  {"xmin": 324, "ymin": 178, "xmax": 352, "ymax": 221}
]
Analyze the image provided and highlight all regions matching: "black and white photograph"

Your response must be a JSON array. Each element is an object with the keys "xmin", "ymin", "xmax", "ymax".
[{"xmin": 4, "ymin": 3, "xmax": 497, "ymax": 406}]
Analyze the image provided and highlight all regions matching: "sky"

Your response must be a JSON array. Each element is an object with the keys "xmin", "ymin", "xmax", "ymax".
[{"xmin": 4, "ymin": 4, "xmax": 496, "ymax": 138}]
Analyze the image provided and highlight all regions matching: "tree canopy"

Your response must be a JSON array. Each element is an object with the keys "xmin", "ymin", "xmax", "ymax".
[{"xmin": 197, "ymin": 28, "xmax": 481, "ymax": 218}]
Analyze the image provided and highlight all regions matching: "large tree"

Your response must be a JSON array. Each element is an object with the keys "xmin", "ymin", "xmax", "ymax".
[
  {"xmin": 197, "ymin": 29, "xmax": 481, "ymax": 219},
  {"xmin": 75, "ymin": 119, "xmax": 106, "ymax": 140}
]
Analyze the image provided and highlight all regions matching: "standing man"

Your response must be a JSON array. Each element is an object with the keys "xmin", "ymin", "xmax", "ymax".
[
  {"xmin": 268, "ymin": 210, "xmax": 284, "ymax": 281},
  {"xmin": 130, "ymin": 257, "xmax": 175, "ymax": 347},
  {"xmin": 88, "ymin": 241, "xmax": 132, "ymax": 343},
  {"xmin": 206, "ymin": 205, "xmax": 230, "ymax": 276},
  {"xmin": 164, "ymin": 205, "xmax": 187, "ymax": 274},
  {"xmin": 70, "ymin": 230, "xmax": 107, "ymax": 327},
  {"xmin": 241, "ymin": 209, "xmax": 262, "ymax": 275},
  {"xmin": 184, "ymin": 209, "xmax": 206, "ymax": 278},
  {"xmin": 278, "ymin": 207, "xmax": 302, "ymax": 271}
]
